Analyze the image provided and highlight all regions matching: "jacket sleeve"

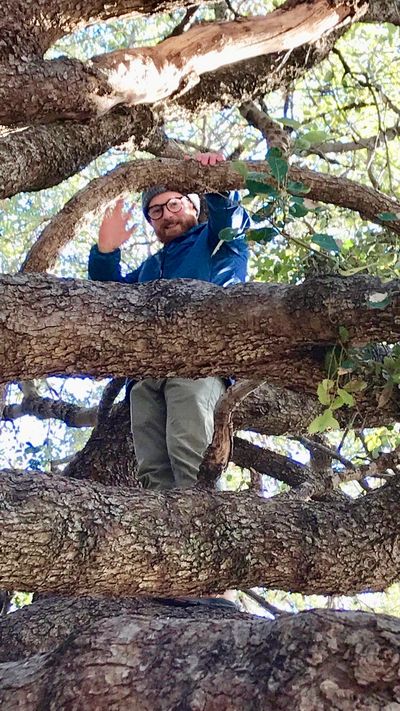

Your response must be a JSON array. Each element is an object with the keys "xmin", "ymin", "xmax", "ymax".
[
  {"xmin": 205, "ymin": 191, "xmax": 251, "ymax": 252},
  {"xmin": 88, "ymin": 244, "xmax": 141, "ymax": 283}
]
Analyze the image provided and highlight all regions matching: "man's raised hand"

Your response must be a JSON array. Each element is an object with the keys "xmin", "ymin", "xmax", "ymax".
[{"xmin": 98, "ymin": 198, "xmax": 137, "ymax": 254}]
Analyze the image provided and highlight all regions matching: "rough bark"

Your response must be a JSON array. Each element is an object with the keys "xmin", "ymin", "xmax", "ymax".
[
  {"xmin": 0, "ymin": 0, "xmax": 362, "ymax": 125},
  {"xmin": 0, "ymin": 44, "xmax": 343, "ymax": 199},
  {"xmin": 0, "ymin": 107, "xmax": 162, "ymax": 200},
  {"xmin": 1, "ymin": 604, "xmax": 400, "ymax": 710},
  {"xmin": 0, "ymin": 273, "xmax": 399, "ymax": 388},
  {"xmin": 2, "ymin": 393, "xmax": 97, "ymax": 428},
  {"xmin": 64, "ymin": 401, "xmax": 139, "ymax": 486},
  {"xmin": 363, "ymin": 0, "xmax": 400, "ymax": 23},
  {"xmin": 0, "ymin": 595, "xmax": 245, "ymax": 663},
  {"xmin": 0, "ymin": 0, "xmax": 204, "ymax": 59},
  {"xmin": 232, "ymin": 435, "xmax": 310, "ymax": 488},
  {"xmin": 1, "ymin": 469, "xmax": 400, "ymax": 596},
  {"xmin": 21, "ymin": 157, "xmax": 400, "ymax": 273}
]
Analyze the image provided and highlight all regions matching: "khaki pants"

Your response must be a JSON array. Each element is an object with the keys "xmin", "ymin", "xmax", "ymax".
[{"xmin": 130, "ymin": 377, "xmax": 226, "ymax": 490}]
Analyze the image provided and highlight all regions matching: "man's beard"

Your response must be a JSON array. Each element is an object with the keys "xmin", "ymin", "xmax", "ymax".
[{"xmin": 156, "ymin": 214, "xmax": 197, "ymax": 243}]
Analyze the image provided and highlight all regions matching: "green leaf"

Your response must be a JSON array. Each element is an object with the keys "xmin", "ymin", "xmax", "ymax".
[
  {"xmin": 246, "ymin": 174, "xmax": 279, "ymax": 196},
  {"xmin": 330, "ymin": 395, "xmax": 345, "ymax": 411},
  {"xmin": 377, "ymin": 212, "xmax": 399, "ymax": 221},
  {"xmin": 367, "ymin": 292, "xmax": 391, "ymax": 309},
  {"xmin": 287, "ymin": 180, "xmax": 311, "ymax": 194},
  {"xmin": 337, "ymin": 388, "xmax": 355, "ymax": 406},
  {"xmin": 252, "ymin": 205, "xmax": 276, "ymax": 222},
  {"xmin": 277, "ymin": 117, "xmax": 301, "ymax": 129},
  {"xmin": 289, "ymin": 202, "xmax": 309, "ymax": 218},
  {"xmin": 308, "ymin": 408, "xmax": 340, "ymax": 434},
  {"xmin": 301, "ymin": 130, "xmax": 330, "ymax": 145},
  {"xmin": 232, "ymin": 161, "xmax": 249, "ymax": 179},
  {"xmin": 266, "ymin": 149, "xmax": 288, "ymax": 182},
  {"xmin": 311, "ymin": 233, "xmax": 340, "ymax": 253},
  {"xmin": 338, "ymin": 325, "xmax": 349, "ymax": 343},
  {"xmin": 218, "ymin": 227, "xmax": 241, "ymax": 242},
  {"xmin": 267, "ymin": 147, "xmax": 283, "ymax": 158},
  {"xmin": 343, "ymin": 379, "xmax": 367, "ymax": 393},
  {"xmin": 317, "ymin": 380, "xmax": 332, "ymax": 406},
  {"xmin": 294, "ymin": 137, "xmax": 311, "ymax": 151},
  {"xmin": 245, "ymin": 227, "xmax": 278, "ymax": 243}
]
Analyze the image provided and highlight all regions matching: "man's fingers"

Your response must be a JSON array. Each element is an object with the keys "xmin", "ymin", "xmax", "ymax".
[{"xmin": 193, "ymin": 151, "xmax": 225, "ymax": 166}]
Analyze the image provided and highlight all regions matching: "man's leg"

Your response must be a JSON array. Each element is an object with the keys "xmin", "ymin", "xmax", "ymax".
[
  {"xmin": 130, "ymin": 378, "xmax": 175, "ymax": 490},
  {"xmin": 165, "ymin": 377, "xmax": 226, "ymax": 489}
]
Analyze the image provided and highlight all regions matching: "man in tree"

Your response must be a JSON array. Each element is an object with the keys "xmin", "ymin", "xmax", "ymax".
[{"xmin": 89, "ymin": 151, "xmax": 251, "ymax": 490}]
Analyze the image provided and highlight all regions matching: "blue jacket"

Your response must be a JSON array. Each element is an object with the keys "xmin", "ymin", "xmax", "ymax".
[{"xmin": 88, "ymin": 192, "xmax": 250, "ymax": 286}]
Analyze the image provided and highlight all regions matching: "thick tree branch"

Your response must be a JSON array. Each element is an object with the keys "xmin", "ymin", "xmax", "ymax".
[
  {"xmin": 2, "ymin": 394, "xmax": 97, "ymax": 428},
  {"xmin": 0, "ymin": 0, "xmax": 363, "ymax": 126},
  {"xmin": 1, "ymin": 273, "xmax": 399, "ymax": 389},
  {"xmin": 0, "ymin": 0, "xmax": 205, "ymax": 59},
  {"xmin": 1, "ymin": 605, "xmax": 400, "ymax": 709},
  {"xmin": 0, "ymin": 595, "xmax": 244, "ymax": 663},
  {"xmin": 21, "ymin": 157, "xmax": 400, "ymax": 274},
  {"xmin": 1, "ymin": 470, "xmax": 400, "ymax": 596},
  {"xmin": 63, "ymin": 401, "xmax": 138, "ymax": 487},
  {"xmin": 232, "ymin": 436, "xmax": 310, "ymax": 488},
  {"xmin": 0, "ymin": 107, "xmax": 163, "ymax": 200}
]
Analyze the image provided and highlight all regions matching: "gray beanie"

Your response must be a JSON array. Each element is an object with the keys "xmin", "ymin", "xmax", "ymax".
[{"xmin": 142, "ymin": 185, "xmax": 200, "ymax": 222}]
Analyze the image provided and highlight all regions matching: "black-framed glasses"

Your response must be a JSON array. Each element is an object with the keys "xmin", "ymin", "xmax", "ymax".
[{"xmin": 147, "ymin": 196, "xmax": 187, "ymax": 221}]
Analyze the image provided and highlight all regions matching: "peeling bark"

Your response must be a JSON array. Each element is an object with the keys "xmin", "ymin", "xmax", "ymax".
[
  {"xmin": 0, "ymin": 0, "xmax": 362, "ymax": 125},
  {"xmin": 21, "ymin": 158, "xmax": 400, "ymax": 274},
  {"xmin": 1, "ymin": 469, "xmax": 400, "ymax": 596},
  {"xmin": 0, "ymin": 273, "xmax": 399, "ymax": 387},
  {"xmin": 0, "ymin": 47, "xmax": 342, "ymax": 199},
  {"xmin": 1, "ymin": 605, "xmax": 400, "ymax": 710}
]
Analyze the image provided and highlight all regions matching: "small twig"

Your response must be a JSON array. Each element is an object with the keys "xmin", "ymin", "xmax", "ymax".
[
  {"xmin": 243, "ymin": 589, "xmax": 292, "ymax": 617},
  {"xmin": 296, "ymin": 436, "xmax": 355, "ymax": 470},
  {"xmin": 166, "ymin": 7, "xmax": 199, "ymax": 38}
]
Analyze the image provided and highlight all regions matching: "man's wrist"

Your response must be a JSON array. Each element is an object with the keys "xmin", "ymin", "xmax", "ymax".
[{"xmin": 97, "ymin": 242, "xmax": 119, "ymax": 255}]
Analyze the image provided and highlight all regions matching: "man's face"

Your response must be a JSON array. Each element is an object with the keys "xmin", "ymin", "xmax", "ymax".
[{"xmin": 148, "ymin": 191, "xmax": 198, "ymax": 244}]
